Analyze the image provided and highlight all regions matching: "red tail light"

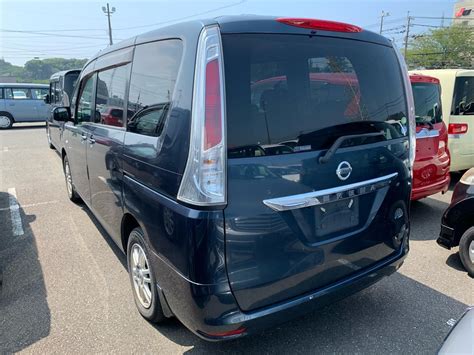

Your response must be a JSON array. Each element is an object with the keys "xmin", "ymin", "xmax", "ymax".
[
  {"xmin": 277, "ymin": 18, "xmax": 362, "ymax": 33},
  {"xmin": 204, "ymin": 59, "xmax": 222, "ymax": 150},
  {"xmin": 448, "ymin": 123, "xmax": 468, "ymax": 134}
]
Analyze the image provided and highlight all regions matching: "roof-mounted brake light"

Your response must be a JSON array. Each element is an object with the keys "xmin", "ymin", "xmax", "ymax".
[{"xmin": 276, "ymin": 18, "xmax": 362, "ymax": 33}]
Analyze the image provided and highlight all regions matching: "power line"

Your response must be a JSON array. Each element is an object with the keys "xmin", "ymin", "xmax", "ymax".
[
  {"xmin": 114, "ymin": 0, "xmax": 246, "ymax": 31},
  {"xmin": 0, "ymin": 29, "xmax": 111, "ymax": 40}
]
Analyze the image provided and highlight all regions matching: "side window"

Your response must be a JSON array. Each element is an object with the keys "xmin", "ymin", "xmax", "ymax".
[
  {"xmin": 8, "ymin": 88, "xmax": 32, "ymax": 100},
  {"xmin": 49, "ymin": 83, "xmax": 55, "ymax": 103},
  {"xmin": 76, "ymin": 75, "xmax": 95, "ymax": 123},
  {"xmin": 0, "ymin": 88, "xmax": 3, "ymax": 99},
  {"xmin": 127, "ymin": 39, "xmax": 183, "ymax": 137},
  {"xmin": 54, "ymin": 82, "xmax": 62, "ymax": 104},
  {"xmin": 32, "ymin": 88, "xmax": 48, "ymax": 100},
  {"xmin": 95, "ymin": 64, "xmax": 130, "ymax": 127}
]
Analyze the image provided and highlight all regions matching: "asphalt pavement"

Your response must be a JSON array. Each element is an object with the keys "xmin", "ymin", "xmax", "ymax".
[{"xmin": 0, "ymin": 123, "xmax": 472, "ymax": 354}]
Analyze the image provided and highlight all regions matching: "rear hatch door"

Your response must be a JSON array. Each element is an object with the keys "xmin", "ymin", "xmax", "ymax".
[{"xmin": 222, "ymin": 32, "xmax": 411, "ymax": 312}]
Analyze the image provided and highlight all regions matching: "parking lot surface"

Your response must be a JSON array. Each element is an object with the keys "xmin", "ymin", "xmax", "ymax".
[{"xmin": 0, "ymin": 124, "xmax": 472, "ymax": 354}]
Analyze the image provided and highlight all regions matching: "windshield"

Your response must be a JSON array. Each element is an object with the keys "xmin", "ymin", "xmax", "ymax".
[
  {"xmin": 411, "ymin": 82, "xmax": 442, "ymax": 124},
  {"xmin": 452, "ymin": 76, "xmax": 474, "ymax": 115},
  {"xmin": 222, "ymin": 34, "xmax": 408, "ymax": 158}
]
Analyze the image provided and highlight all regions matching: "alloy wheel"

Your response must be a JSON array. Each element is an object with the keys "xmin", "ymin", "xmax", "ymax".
[
  {"xmin": 130, "ymin": 243, "xmax": 153, "ymax": 309},
  {"xmin": 64, "ymin": 160, "xmax": 73, "ymax": 198}
]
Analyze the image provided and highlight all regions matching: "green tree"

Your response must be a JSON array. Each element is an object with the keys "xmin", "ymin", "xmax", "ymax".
[{"xmin": 406, "ymin": 25, "xmax": 474, "ymax": 69}]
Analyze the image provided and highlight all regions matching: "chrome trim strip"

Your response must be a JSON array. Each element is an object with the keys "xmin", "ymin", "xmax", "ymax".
[{"xmin": 263, "ymin": 172, "xmax": 399, "ymax": 212}]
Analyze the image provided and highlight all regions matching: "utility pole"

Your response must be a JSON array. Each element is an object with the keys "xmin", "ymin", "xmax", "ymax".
[
  {"xmin": 441, "ymin": 12, "xmax": 445, "ymax": 28},
  {"xmin": 102, "ymin": 3, "xmax": 115, "ymax": 46},
  {"xmin": 404, "ymin": 11, "xmax": 412, "ymax": 57},
  {"xmin": 379, "ymin": 10, "xmax": 390, "ymax": 35}
]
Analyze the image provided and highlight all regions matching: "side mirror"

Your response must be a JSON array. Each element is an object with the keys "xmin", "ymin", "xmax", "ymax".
[
  {"xmin": 44, "ymin": 94, "xmax": 50, "ymax": 104},
  {"xmin": 53, "ymin": 107, "xmax": 71, "ymax": 122}
]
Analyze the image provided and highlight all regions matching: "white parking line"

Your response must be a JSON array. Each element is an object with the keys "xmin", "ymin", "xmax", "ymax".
[
  {"xmin": 0, "ymin": 200, "xmax": 59, "ymax": 212},
  {"xmin": 7, "ymin": 188, "xmax": 24, "ymax": 236},
  {"xmin": 3, "ymin": 147, "xmax": 8, "ymax": 152}
]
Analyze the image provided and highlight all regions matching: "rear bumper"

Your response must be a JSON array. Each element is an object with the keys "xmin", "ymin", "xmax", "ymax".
[
  {"xmin": 152, "ymin": 246, "xmax": 408, "ymax": 341},
  {"xmin": 411, "ymin": 175, "xmax": 450, "ymax": 200}
]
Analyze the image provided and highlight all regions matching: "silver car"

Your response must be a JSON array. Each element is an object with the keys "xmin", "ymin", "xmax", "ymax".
[{"xmin": 0, "ymin": 83, "xmax": 50, "ymax": 129}]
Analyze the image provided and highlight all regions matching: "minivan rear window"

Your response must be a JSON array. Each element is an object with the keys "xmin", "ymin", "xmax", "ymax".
[
  {"xmin": 412, "ymin": 82, "xmax": 442, "ymax": 124},
  {"xmin": 452, "ymin": 76, "xmax": 474, "ymax": 115},
  {"xmin": 222, "ymin": 34, "xmax": 408, "ymax": 158}
]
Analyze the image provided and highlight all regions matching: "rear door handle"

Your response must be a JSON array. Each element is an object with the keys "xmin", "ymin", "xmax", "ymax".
[{"xmin": 88, "ymin": 136, "xmax": 95, "ymax": 145}]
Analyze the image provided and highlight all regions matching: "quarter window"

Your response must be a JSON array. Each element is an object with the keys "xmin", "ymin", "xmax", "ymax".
[
  {"xmin": 95, "ymin": 64, "xmax": 130, "ymax": 127},
  {"xmin": 127, "ymin": 39, "xmax": 183, "ymax": 136},
  {"xmin": 32, "ymin": 88, "xmax": 49, "ymax": 100},
  {"xmin": 76, "ymin": 75, "xmax": 95, "ymax": 123},
  {"xmin": 452, "ymin": 76, "xmax": 474, "ymax": 115}
]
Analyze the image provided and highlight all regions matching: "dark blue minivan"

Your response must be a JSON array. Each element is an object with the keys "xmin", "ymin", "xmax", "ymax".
[{"xmin": 53, "ymin": 16, "xmax": 415, "ymax": 340}]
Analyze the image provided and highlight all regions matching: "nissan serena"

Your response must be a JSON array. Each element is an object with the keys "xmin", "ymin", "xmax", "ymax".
[{"xmin": 53, "ymin": 16, "xmax": 414, "ymax": 340}]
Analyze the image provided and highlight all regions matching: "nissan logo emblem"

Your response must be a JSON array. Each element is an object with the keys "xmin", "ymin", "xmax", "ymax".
[{"xmin": 336, "ymin": 161, "xmax": 352, "ymax": 181}]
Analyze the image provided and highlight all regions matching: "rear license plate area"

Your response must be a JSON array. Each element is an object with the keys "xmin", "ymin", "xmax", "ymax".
[{"xmin": 315, "ymin": 197, "xmax": 359, "ymax": 237}]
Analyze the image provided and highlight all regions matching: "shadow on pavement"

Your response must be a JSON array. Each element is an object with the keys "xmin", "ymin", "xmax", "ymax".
[
  {"xmin": 410, "ymin": 197, "xmax": 449, "ymax": 241},
  {"xmin": 9, "ymin": 123, "xmax": 46, "ymax": 130},
  {"xmin": 0, "ymin": 191, "xmax": 51, "ymax": 352},
  {"xmin": 150, "ymin": 272, "xmax": 468, "ymax": 353},
  {"xmin": 445, "ymin": 252, "xmax": 466, "ymax": 272}
]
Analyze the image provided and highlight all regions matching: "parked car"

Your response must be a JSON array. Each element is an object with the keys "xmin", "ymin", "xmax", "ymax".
[
  {"xmin": 438, "ymin": 168, "xmax": 474, "ymax": 277},
  {"xmin": 0, "ymin": 83, "xmax": 49, "ymax": 129},
  {"xmin": 409, "ymin": 74, "xmax": 450, "ymax": 200},
  {"xmin": 53, "ymin": 16, "xmax": 415, "ymax": 340},
  {"xmin": 438, "ymin": 307, "xmax": 474, "ymax": 354},
  {"xmin": 45, "ymin": 69, "xmax": 81, "ymax": 150},
  {"xmin": 410, "ymin": 69, "xmax": 474, "ymax": 172}
]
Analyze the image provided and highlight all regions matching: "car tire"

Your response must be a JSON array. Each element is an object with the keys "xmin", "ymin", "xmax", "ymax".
[
  {"xmin": 459, "ymin": 227, "xmax": 474, "ymax": 278},
  {"xmin": 0, "ymin": 112, "xmax": 14, "ymax": 130},
  {"xmin": 127, "ymin": 227, "xmax": 166, "ymax": 323},
  {"xmin": 63, "ymin": 155, "xmax": 81, "ymax": 203},
  {"xmin": 46, "ymin": 125, "xmax": 55, "ymax": 149}
]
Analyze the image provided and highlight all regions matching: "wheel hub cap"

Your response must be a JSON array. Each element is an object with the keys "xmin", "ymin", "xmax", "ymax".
[{"xmin": 0, "ymin": 116, "xmax": 11, "ymax": 128}]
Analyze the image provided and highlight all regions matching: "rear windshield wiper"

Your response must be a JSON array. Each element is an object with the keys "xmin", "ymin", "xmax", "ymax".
[{"xmin": 319, "ymin": 131, "xmax": 385, "ymax": 164}]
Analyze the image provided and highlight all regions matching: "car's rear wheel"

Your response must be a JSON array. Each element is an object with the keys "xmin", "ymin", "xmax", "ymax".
[
  {"xmin": 459, "ymin": 227, "xmax": 474, "ymax": 277},
  {"xmin": 63, "ymin": 155, "xmax": 81, "ymax": 202},
  {"xmin": 0, "ymin": 113, "xmax": 14, "ymax": 129},
  {"xmin": 127, "ymin": 227, "xmax": 166, "ymax": 323}
]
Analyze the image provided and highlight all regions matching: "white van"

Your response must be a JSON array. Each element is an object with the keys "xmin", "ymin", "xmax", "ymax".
[{"xmin": 410, "ymin": 69, "xmax": 474, "ymax": 172}]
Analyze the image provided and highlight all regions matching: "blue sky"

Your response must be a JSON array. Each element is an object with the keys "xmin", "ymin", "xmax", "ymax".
[{"xmin": 0, "ymin": 0, "xmax": 457, "ymax": 65}]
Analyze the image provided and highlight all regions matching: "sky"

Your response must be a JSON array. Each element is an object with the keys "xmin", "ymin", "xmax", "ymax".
[{"xmin": 0, "ymin": 0, "xmax": 458, "ymax": 66}]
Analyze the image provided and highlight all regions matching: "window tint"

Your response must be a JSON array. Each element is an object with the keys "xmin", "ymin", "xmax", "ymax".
[
  {"xmin": 222, "ymin": 34, "xmax": 408, "ymax": 158},
  {"xmin": 412, "ymin": 83, "xmax": 443, "ymax": 124},
  {"xmin": 127, "ymin": 39, "xmax": 183, "ymax": 136},
  {"xmin": 76, "ymin": 75, "xmax": 95, "ymax": 123},
  {"xmin": 5, "ymin": 88, "xmax": 32, "ymax": 100},
  {"xmin": 32, "ymin": 88, "xmax": 48, "ymax": 100},
  {"xmin": 96, "ymin": 64, "xmax": 130, "ymax": 127},
  {"xmin": 64, "ymin": 73, "xmax": 79, "ymax": 100},
  {"xmin": 452, "ymin": 76, "xmax": 474, "ymax": 115}
]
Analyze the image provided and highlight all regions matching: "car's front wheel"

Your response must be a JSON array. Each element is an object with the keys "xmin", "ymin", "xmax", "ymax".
[
  {"xmin": 459, "ymin": 227, "xmax": 474, "ymax": 277},
  {"xmin": 127, "ymin": 227, "xmax": 166, "ymax": 323},
  {"xmin": 46, "ymin": 125, "xmax": 54, "ymax": 149}
]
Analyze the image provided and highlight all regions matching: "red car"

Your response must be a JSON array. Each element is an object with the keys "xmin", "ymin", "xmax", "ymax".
[{"xmin": 410, "ymin": 74, "xmax": 451, "ymax": 200}]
